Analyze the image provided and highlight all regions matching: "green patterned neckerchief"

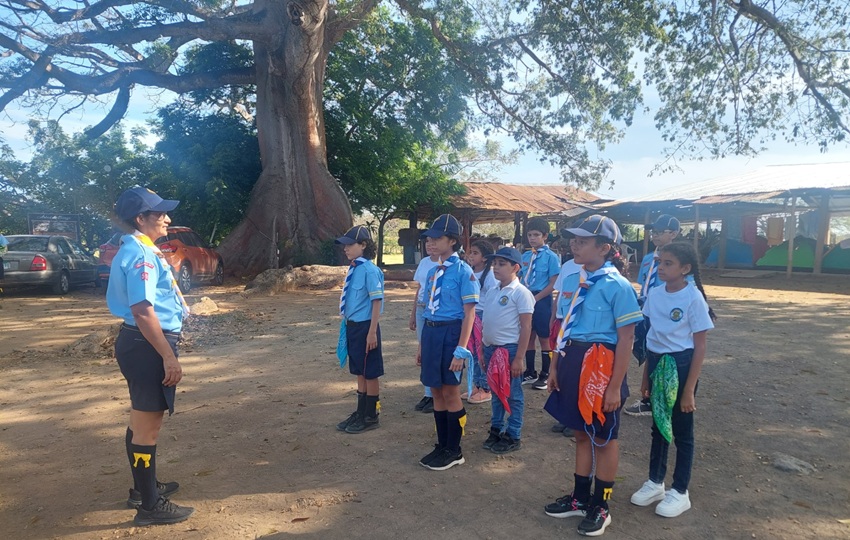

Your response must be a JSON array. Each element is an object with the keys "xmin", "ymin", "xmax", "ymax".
[{"xmin": 651, "ymin": 354, "xmax": 679, "ymax": 443}]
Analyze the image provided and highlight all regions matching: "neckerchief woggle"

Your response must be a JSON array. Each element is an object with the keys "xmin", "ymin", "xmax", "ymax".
[
  {"xmin": 130, "ymin": 230, "xmax": 190, "ymax": 316},
  {"xmin": 554, "ymin": 263, "xmax": 619, "ymax": 355}
]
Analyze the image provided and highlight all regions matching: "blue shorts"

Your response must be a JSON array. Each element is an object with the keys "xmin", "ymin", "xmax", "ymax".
[
  {"xmin": 115, "ymin": 324, "xmax": 179, "ymax": 415},
  {"xmin": 346, "ymin": 320, "xmax": 384, "ymax": 379},
  {"xmin": 544, "ymin": 341, "xmax": 628, "ymax": 440},
  {"xmin": 531, "ymin": 294, "xmax": 553, "ymax": 338},
  {"xmin": 420, "ymin": 319, "xmax": 463, "ymax": 388}
]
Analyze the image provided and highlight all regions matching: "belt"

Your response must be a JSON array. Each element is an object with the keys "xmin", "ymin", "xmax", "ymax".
[
  {"xmin": 425, "ymin": 319, "xmax": 462, "ymax": 327},
  {"xmin": 122, "ymin": 322, "xmax": 180, "ymax": 337},
  {"xmin": 560, "ymin": 339, "xmax": 614, "ymax": 349}
]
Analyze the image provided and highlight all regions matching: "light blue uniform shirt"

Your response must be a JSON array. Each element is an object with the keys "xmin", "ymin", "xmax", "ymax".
[
  {"xmin": 557, "ymin": 262, "xmax": 642, "ymax": 344},
  {"xmin": 638, "ymin": 250, "xmax": 693, "ymax": 299},
  {"xmin": 423, "ymin": 259, "xmax": 480, "ymax": 322},
  {"xmin": 344, "ymin": 259, "xmax": 384, "ymax": 323},
  {"xmin": 518, "ymin": 247, "xmax": 561, "ymax": 292},
  {"xmin": 106, "ymin": 235, "xmax": 184, "ymax": 332}
]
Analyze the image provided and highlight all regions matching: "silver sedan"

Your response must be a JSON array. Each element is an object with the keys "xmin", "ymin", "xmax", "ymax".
[{"xmin": 1, "ymin": 235, "xmax": 99, "ymax": 294}]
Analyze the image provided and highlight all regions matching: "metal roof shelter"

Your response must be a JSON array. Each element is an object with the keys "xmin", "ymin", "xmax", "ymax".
[{"xmin": 582, "ymin": 162, "xmax": 850, "ymax": 275}]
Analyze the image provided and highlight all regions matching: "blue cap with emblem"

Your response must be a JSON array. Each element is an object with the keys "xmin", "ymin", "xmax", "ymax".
[
  {"xmin": 421, "ymin": 214, "xmax": 463, "ymax": 238},
  {"xmin": 485, "ymin": 246, "xmax": 523, "ymax": 266},
  {"xmin": 115, "ymin": 187, "xmax": 179, "ymax": 220},
  {"xmin": 562, "ymin": 214, "xmax": 622, "ymax": 245},
  {"xmin": 335, "ymin": 225, "xmax": 372, "ymax": 245}
]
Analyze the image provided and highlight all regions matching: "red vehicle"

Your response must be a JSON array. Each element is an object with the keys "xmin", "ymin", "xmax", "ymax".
[{"xmin": 98, "ymin": 227, "xmax": 224, "ymax": 293}]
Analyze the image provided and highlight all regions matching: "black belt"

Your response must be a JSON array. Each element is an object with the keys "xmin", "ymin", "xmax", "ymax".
[
  {"xmin": 560, "ymin": 339, "xmax": 614, "ymax": 349},
  {"xmin": 425, "ymin": 319, "xmax": 462, "ymax": 327},
  {"xmin": 122, "ymin": 322, "xmax": 180, "ymax": 336}
]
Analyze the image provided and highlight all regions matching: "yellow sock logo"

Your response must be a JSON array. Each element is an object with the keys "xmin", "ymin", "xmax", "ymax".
[
  {"xmin": 603, "ymin": 487, "xmax": 613, "ymax": 501},
  {"xmin": 133, "ymin": 453, "xmax": 152, "ymax": 469},
  {"xmin": 376, "ymin": 400, "xmax": 381, "ymax": 413},
  {"xmin": 459, "ymin": 414, "xmax": 467, "ymax": 437}
]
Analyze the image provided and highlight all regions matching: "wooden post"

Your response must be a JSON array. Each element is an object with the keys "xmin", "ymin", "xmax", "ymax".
[
  {"xmin": 786, "ymin": 197, "xmax": 797, "ymax": 278},
  {"xmin": 461, "ymin": 211, "xmax": 473, "ymax": 253},
  {"xmin": 513, "ymin": 212, "xmax": 523, "ymax": 247},
  {"xmin": 718, "ymin": 215, "xmax": 728, "ymax": 270},
  {"xmin": 642, "ymin": 208, "xmax": 651, "ymax": 260},
  {"xmin": 693, "ymin": 204, "xmax": 700, "ymax": 256},
  {"xmin": 813, "ymin": 194, "xmax": 831, "ymax": 275}
]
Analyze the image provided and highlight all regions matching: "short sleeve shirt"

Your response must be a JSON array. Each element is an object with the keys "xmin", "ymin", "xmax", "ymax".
[
  {"xmin": 558, "ymin": 263, "xmax": 642, "ymax": 344},
  {"xmin": 413, "ymin": 256, "xmax": 440, "ymax": 304},
  {"xmin": 518, "ymin": 247, "xmax": 561, "ymax": 292},
  {"xmin": 344, "ymin": 259, "xmax": 384, "ymax": 323},
  {"xmin": 482, "ymin": 278, "xmax": 535, "ymax": 346},
  {"xmin": 643, "ymin": 282, "xmax": 714, "ymax": 353},
  {"xmin": 106, "ymin": 235, "xmax": 183, "ymax": 331},
  {"xmin": 554, "ymin": 259, "xmax": 582, "ymax": 317},
  {"xmin": 423, "ymin": 257, "xmax": 479, "ymax": 322},
  {"xmin": 474, "ymin": 268, "xmax": 499, "ymax": 315}
]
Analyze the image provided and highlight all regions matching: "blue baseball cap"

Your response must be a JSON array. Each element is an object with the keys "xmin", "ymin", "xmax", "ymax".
[
  {"xmin": 421, "ymin": 214, "xmax": 463, "ymax": 238},
  {"xmin": 562, "ymin": 215, "xmax": 622, "ymax": 244},
  {"xmin": 115, "ymin": 187, "xmax": 179, "ymax": 220},
  {"xmin": 485, "ymin": 246, "xmax": 523, "ymax": 266},
  {"xmin": 335, "ymin": 225, "xmax": 372, "ymax": 245},
  {"xmin": 649, "ymin": 214, "xmax": 681, "ymax": 232}
]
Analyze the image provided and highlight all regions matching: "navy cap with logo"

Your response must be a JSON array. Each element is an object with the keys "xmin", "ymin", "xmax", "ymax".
[
  {"xmin": 561, "ymin": 214, "xmax": 623, "ymax": 245},
  {"xmin": 485, "ymin": 246, "xmax": 523, "ymax": 266},
  {"xmin": 115, "ymin": 187, "xmax": 179, "ymax": 221},
  {"xmin": 335, "ymin": 225, "xmax": 372, "ymax": 245},
  {"xmin": 421, "ymin": 214, "xmax": 463, "ymax": 238},
  {"xmin": 649, "ymin": 214, "xmax": 681, "ymax": 232}
]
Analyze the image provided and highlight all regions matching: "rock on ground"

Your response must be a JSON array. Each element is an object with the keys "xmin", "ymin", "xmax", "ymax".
[{"xmin": 772, "ymin": 453, "xmax": 817, "ymax": 475}]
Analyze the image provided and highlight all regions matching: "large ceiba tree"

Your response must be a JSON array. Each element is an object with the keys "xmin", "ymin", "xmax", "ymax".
[{"xmin": 1, "ymin": 1, "xmax": 849, "ymax": 274}]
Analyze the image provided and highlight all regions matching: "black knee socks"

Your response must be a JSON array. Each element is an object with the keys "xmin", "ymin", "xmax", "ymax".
[
  {"xmin": 574, "ymin": 473, "xmax": 593, "ymax": 503},
  {"xmin": 540, "ymin": 350, "xmax": 551, "ymax": 376},
  {"xmin": 128, "ymin": 440, "xmax": 158, "ymax": 510},
  {"xmin": 591, "ymin": 478, "xmax": 615, "ymax": 510},
  {"xmin": 125, "ymin": 427, "xmax": 138, "ymax": 491},
  {"xmin": 434, "ymin": 410, "xmax": 448, "ymax": 449},
  {"xmin": 525, "ymin": 350, "xmax": 536, "ymax": 374},
  {"xmin": 447, "ymin": 409, "xmax": 466, "ymax": 452},
  {"xmin": 365, "ymin": 395, "xmax": 379, "ymax": 419}
]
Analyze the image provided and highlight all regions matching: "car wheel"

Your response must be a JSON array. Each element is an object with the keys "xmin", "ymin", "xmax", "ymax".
[
  {"xmin": 212, "ymin": 261, "xmax": 224, "ymax": 286},
  {"xmin": 53, "ymin": 271, "xmax": 70, "ymax": 295},
  {"xmin": 178, "ymin": 264, "xmax": 192, "ymax": 294}
]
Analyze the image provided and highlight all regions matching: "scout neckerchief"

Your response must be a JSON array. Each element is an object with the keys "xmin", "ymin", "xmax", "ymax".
[
  {"xmin": 523, "ymin": 245, "xmax": 549, "ymax": 287},
  {"xmin": 651, "ymin": 353, "xmax": 679, "ymax": 443},
  {"xmin": 131, "ymin": 230, "xmax": 190, "ymax": 316},
  {"xmin": 640, "ymin": 250, "xmax": 659, "ymax": 301},
  {"xmin": 554, "ymin": 263, "xmax": 619, "ymax": 355},
  {"xmin": 428, "ymin": 253, "xmax": 459, "ymax": 315},
  {"xmin": 339, "ymin": 257, "xmax": 366, "ymax": 317}
]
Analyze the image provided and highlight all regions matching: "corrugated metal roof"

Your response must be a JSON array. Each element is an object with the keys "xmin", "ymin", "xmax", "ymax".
[
  {"xmin": 619, "ymin": 161, "xmax": 850, "ymax": 202},
  {"xmin": 452, "ymin": 182, "xmax": 600, "ymax": 213}
]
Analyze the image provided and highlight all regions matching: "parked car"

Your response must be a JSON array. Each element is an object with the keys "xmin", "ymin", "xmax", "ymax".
[
  {"xmin": 156, "ymin": 227, "xmax": 224, "ymax": 293},
  {"xmin": 1, "ymin": 235, "xmax": 99, "ymax": 294}
]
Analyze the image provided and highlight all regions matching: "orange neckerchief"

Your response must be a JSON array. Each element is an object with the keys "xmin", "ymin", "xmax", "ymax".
[
  {"xmin": 131, "ymin": 230, "xmax": 190, "ymax": 316},
  {"xmin": 578, "ymin": 344, "xmax": 614, "ymax": 426}
]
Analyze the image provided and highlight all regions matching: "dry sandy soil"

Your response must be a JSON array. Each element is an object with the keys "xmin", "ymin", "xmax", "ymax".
[{"xmin": 1, "ymin": 270, "xmax": 849, "ymax": 540}]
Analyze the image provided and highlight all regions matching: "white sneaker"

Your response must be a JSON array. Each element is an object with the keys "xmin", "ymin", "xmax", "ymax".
[
  {"xmin": 630, "ymin": 479, "xmax": 665, "ymax": 506},
  {"xmin": 655, "ymin": 489, "xmax": 691, "ymax": 517}
]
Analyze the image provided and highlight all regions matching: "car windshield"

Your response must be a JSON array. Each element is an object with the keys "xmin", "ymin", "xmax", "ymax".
[{"xmin": 8, "ymin": 237, "xmax": 49, "ymax": 251}]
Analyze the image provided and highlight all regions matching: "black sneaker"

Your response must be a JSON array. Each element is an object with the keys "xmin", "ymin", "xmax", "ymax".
[
  {"xmin": 127, "ymin": 481, "xmax": 180, "ymax": 509},
  {"xmin": 490, "ymin": 434, "xmax": 521, "ymax": 454},
  {"xmin": 531, "ymin": 374, "xmax": 548, "ymax": 390},
  {"xmin": 419, "ymin": 444, "xmax": 443, "ymax": 467},
  {"xmin": 420, "ymin": 397, "xmax": 434, "ymax": 413},
  {"xmin": 544, "ymin": 493, "xmax": 588, "ymax": 518},
  {"xmin": 521, "ymin": 371, "xmax": 538, "ymax": 385},
  {"xmin": 336, "ymin": 411, "xmax": 360, "ymax": 431},
  {"xmin": 423, "ymin": 447, "xmax": 465, "ymax": 471},
  {"xmin": 134, "ymin": 497, "xmax": 194, "ymax": 526},
  {"xmin": 414, "ymin": 396, "xmax": 431, "ymax": 411},
  {"xmin": 623, "ymin": 400, "xmax": 652, "ymax": 416},
  {"xmin": 345, "ymin": 414, "xmax": 379, "ymax": 434},
  {"xmin": 577, "ymin": 505, "xmax": 611, "ymax": 536},
  {"xmin": 482, "ymin": 427, "xmax": 501, "ymax": 450}
]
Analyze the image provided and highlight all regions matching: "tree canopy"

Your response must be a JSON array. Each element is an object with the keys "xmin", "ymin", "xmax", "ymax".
[{"xmin": 1, "ymin": 0, "xmax": 849, "ymax": 272}]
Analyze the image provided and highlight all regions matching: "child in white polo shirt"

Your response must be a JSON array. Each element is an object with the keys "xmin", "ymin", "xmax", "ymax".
[{"xmin": 480, "ymin": 247, "xmax": 535, "ymax": 454}]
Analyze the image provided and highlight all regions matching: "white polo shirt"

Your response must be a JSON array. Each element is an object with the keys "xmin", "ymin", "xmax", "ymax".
[
  {"xmin": 643, "ymin": 282, "xmax": 714, "ymax": 353},
  {"xmin": 482, "ymin": 278, "xmax": 535, "ymax": 346},
  {"xmin": 413, "ymin": 256, "xmax": 440, "ymax": 304}
]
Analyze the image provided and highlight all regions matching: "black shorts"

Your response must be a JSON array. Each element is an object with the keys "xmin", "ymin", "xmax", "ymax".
[
  {"xmin": 544, "ymin": 341, "xmax": 628, "ymax": 440},
  {"xmin": 531, "ymin": 294, "xmax": 553, "ymax": 338},
  {"xmin": 346, "ymin": 320, "xmax": 384, "ymax": 379},
  {"xmin": 420, "ymin": 319, "xmax": 463, "ymax": 388},
  {"xmin": 115, "ymin": 324, "xmax": 179, "ymax": 415}
]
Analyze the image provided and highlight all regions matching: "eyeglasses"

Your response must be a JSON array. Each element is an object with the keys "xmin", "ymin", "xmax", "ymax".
[{"xmin": 142, "ymin": 211, "xmax": 168, "ymax": 221}]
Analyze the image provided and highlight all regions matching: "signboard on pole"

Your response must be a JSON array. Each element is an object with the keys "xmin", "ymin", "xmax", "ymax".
[{"xmin": 27, "ymin": 213, "xmax": 81, "ymax": 241}]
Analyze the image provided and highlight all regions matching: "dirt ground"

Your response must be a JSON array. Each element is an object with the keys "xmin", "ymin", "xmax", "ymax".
[{"xmin": 1, "ymin": 270, "xmax": 849, "ymax": 540}]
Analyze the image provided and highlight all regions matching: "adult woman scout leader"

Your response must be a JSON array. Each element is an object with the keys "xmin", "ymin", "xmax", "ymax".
[{"xmin": 106, "ymin": 187, "xmax": 194, "ymax": 526}]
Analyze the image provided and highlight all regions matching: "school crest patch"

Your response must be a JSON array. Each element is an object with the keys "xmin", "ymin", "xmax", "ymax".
[
  {"xmin": 499, "ymin": 295, "xmax": 509, "ymax": 306},
  {"xmin": 669, "ymin": 308, "xmax": 684, "ymax": 322}
]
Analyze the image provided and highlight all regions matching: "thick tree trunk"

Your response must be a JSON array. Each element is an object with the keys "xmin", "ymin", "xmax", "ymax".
[{"xmin": 219, "ymin": 0, "xmax": 352, "ymax": 276}]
